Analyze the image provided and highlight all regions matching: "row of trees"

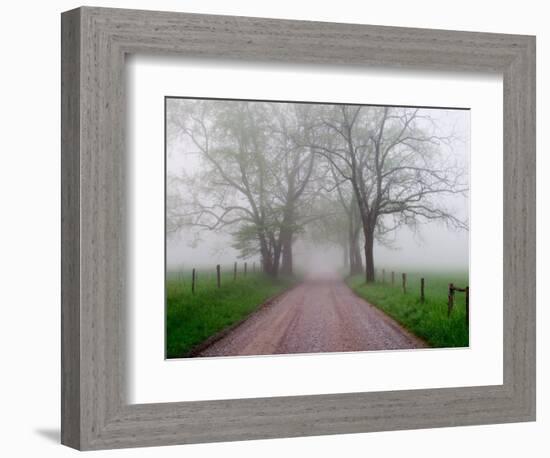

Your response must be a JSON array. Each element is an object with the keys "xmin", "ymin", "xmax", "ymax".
[{"xmin": 167, "ymin": 99, "xmax": 468, "ymax": 282}]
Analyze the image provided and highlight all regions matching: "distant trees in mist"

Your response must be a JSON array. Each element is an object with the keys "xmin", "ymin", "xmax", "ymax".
[{"xmin": 167, "ymin": 99, "xmax": 468, "ymax": 282}]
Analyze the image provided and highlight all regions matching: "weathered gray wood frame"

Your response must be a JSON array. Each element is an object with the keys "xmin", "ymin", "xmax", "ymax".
[{"xmin": 61, "ymin": 6, "xmax": 536, "ymax": 451}]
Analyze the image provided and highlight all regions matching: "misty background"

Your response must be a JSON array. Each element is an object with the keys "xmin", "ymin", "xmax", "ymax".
[
  {"xmin": 166, "ymin": 99, "xmax": 469, "ymax": 275},
  {"xmin": 166, "ymin": 220, "xmax": 469, "ymax": 272}
]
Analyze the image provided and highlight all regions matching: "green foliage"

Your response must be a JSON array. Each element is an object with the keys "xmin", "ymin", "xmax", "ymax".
[
  {"xmin": 166, "ymin": 269, "xmax": 294, "ymax": 358},
  {"xmin": 231, "ymin": 224, "xmax": 262, "ymax": 259},
  {"xmin": 347, "ymin": 271, "xmax": 469, "ymax": 348}
]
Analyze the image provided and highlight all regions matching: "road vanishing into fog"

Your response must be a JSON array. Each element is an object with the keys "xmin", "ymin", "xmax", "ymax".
[{"xmin": 197, "ymin": 276, "xmax": 427, "ymax": 357}]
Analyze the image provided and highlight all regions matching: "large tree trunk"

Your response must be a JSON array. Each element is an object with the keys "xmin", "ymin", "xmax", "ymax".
[
  {"xmin": 272, "ymin": 241, "xmax": 282, "ymax": 278},
  {"xmin": 259, "ymin": 233, "xmax": 275, "ymax": 277},
  {"xmin": 364, "ymin": 229, "xmax": 375, "ymax": 283},
  {"xmin": 349, "ymin": 227, "xmax": 363, "ymax": 275},
  {"xmin": 347, "ymin": 204, "xmax": 364, "ymax": 276},
  {"xmin": 280, "ymin": 230, "xmax": 293, "ymax": 276},
  {"xmin": 279, "ymin": 206, "xmax": 295, "ymax": 276}
]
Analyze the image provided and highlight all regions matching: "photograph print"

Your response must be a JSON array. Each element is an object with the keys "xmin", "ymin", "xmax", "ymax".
[{"xmin": 165, "ymin": 98, "xmax": 470, "ymax": 359}]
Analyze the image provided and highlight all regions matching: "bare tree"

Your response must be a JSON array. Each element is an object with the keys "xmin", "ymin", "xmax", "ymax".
[
  {"xmin": 167, "ymin": 100, "xmax": 283, "ymax": 275},
  {"xmin": 316, "ymin": 163, "xmax": 364, "ymax": 276},
  {"xmin": 310, "ymin": 105, "xmax": 468, "ymax": 282},
  {"xmin": 167, "ymin": 100, "xmax": 320, "ymax": 277},
  {"xmin": 268, "ymin": 103, "xmax": 319, "ymax": 275},
  {"xmin": 334, "ymin": 180, "xmax": 364, "ymax": 276}
]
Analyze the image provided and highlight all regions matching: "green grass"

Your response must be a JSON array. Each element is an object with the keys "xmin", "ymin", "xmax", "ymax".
[
  {"xmin": 347, "ymin": 271, "xmax": 469, "ymax": 348},
  {"xmin": 166, "ymin": 269, "xmax": 295, "ymax": 358}
]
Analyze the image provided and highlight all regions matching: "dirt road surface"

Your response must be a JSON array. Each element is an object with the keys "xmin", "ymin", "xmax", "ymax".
[{"xmin": 197, "ymin": 277, "xmax": 427, "ymax": 357}]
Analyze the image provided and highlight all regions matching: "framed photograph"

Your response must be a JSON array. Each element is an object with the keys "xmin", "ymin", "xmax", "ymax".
[{"xmin": 61, "ymin": 6, "xmax": 536, "ymax": 450}]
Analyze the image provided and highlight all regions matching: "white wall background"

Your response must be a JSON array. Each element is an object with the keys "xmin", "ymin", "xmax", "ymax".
[{"xmin": 0, "ymin": 0, "xmax": 546, "ymax": 456}]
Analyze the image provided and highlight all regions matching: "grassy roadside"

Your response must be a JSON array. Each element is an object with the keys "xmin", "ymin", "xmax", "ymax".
[
  {"xmin": 347, "ymin": 271, "xmax": 469, "ymax": 348},
  {"xmin": 166, "ymin": 271, "xmax": 295, "ymax": 358}
]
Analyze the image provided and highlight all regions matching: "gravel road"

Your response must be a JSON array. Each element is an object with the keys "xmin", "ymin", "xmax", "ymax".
[{"xmin": 197, "ymin": 276, "xmax": 427, "ymax": 357}]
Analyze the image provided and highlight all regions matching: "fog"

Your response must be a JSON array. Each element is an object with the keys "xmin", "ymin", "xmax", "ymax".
[
  {"xmin": 167, "ymin": 221, "xmax": 468, "ymax": 272},
  {"xmin": 166, "ymin": 99, "xmax": 469, "ymax": 275}
]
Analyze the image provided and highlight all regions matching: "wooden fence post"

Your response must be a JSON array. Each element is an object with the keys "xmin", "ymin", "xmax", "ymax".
[
  {"xmin": 448, "ymin": 283, "xmax": 454, "ymax": 316},
  {"xmin": 191, "ymin": 268, "xmax": 196, "ymax": 295},
  {"xmin": 233, "ymin": 262, "xmax": 237, "ymax": 281},
  {"xmin": 382, "ymin": 269, "xmax": 385, "ymax": 283},
  {"xmin": 465, "ymin": 286, "xmax": 470, "ymax": 325},
  {"xmin": 420, "ymin": 278, "xmax": 425, "ymax": 302},
  {"xmin": 402, "ymin": 273, "xmax": 407, "ymax": 294},
  {"xmin": 391, "ymin": 271, "xmax": 395, "ymax": 286},
  {"xmin": 244, "ymin": 262, "xmax": 247, "ymax": 276},
  {"xmin": 216, "ymin": 264, "xmax": 221, "ymax": 288}
]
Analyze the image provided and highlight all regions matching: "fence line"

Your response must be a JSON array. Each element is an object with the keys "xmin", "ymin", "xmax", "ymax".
[
  {"xmin": 182, "ymin": 264, "xmax": 469, "ymax": 322},
  {"xmin": 373, "ymin": 269, "xmax": 468, "ymax": 321},
  {"xmin": 175, "ymin": 261, "xmax": 261, "ymax": 294}
]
